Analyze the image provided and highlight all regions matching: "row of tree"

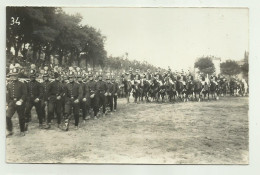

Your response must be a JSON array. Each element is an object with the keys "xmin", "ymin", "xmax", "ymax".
[
  {"xmin": 6, "ymin": 7, "xmax": 106, "ymax": 67},
  {"xmin": 194, "ymin": 53, "xmax": 249, "ymax": 80},
  {"xmin": 6, "ymin": 7, "xmax": 166, "ymax": 73}
]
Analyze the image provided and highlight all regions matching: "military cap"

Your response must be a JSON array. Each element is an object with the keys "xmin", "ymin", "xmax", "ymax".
[
  {"xmin": 68, "ymin": 71, "xmax": 74, "ymax": 78},
  {"xmin": 76, "ymin": 72, "xmax": 82, "ymax": 78},
  {"xmin": 8, "ymin": 67, "xmax": 19, "ymax": 76},
  {"xmin": 54, "ymin": 72, "xmax": 60, "ymax": 78},
  {"xmin": 43, "ymin": 71, "xmax": 49, "ymax": 77},
  {"xmin": 30, "ymin": 69, "xmax": 37, "ymax": 77}
]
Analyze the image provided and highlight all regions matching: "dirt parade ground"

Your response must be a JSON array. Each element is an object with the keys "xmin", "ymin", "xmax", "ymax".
[{"xmin": 6, "ymin": 96, "xmax": 248, "ymax": 164}]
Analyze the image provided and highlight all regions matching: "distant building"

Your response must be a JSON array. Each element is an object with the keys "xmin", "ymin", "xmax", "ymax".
[{"xmin": 212, "ymin": 57, "xmax": 221, "ymax": 75}]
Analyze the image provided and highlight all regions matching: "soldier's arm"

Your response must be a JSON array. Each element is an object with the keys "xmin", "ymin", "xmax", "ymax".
[
  {"xmin": 38, "ymin": 82, "xmax": 44, "ymax": 100},
  {"xmin": 46, "ymin": 82, "xmax": 52, "ymax": 98},
  {"xmin": 85, "ymin": 84, "xmax": 90, "ymax": 98},
  {"xmin": 78, "ymin": 84, "xmax": 83, "ymax": 101},
  {"xmin": 20, "ymin": 82, "xmax": 27, "ymax": 102},
  {"xmin": 6, "ymin": 84, "xmax": 10, "ymax": 104}
]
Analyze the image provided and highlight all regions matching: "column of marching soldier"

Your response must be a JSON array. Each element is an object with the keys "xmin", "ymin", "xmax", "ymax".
[{"xmin": 6, "ymin": 67, "xmax": 120, "ymax": 137}]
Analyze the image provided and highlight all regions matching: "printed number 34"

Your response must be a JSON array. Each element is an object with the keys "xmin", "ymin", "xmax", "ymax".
[{"xmin": 10, "ymin": 17, "xmax": 20, "ymax": 25}]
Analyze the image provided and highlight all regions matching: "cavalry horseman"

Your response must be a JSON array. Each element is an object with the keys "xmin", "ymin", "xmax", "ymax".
[
  {"xmin": 64, "ymin": 71, "xmax": 83, "ymax": 131},
  {"xmin": 6, "ymin": 67, "xmax": 27, "ymax": 136},
  {"xmin": 45, "ymin": 72, "xmax": 63, "ymax": 129},
  {"xmin": 24, "ymin": 69, "xmax": 43, "ymax": 130}
]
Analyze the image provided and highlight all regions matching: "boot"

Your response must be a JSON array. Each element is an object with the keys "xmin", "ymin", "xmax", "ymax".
[
  {"xmin": 6, "ymin": 130, "xmax": 13, "ymax": 137},
  {"xmin": 24, "ymin": 123, "xmax": 29, "ymax": 133},
  {"xmin": 64, "ymin": 119, "xmax": 69, "ymax": 131},
  {"xmin": 20, "ymin": 132, "xmax": 25, "ymax": 136}
]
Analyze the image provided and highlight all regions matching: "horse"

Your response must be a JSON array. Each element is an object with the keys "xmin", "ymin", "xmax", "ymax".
[
  {"xmin": 209, "ymin": 81, "xmax": 219, "ymax": 100},
  {"xmin": 186, "ymin": 80, "xmax": 195, "ymax": 101},
  {"xmin": 132, "ymin": 80, "xmax": 141, "ymax": 103},
  {"xmin": 194, "ymin": 80, "xmax": 203, "ymax": 101},
  {"xmin": 148, "ymin": 78, "xmax": 160, "ymax": 102},
  {"xmin": 164, "ymin": 77, "xmax": 177, "ymax": 102},
  {"xmin": 201, "ymin": 81, "xmax": 210, "ymax": 101},
  {"xmin": 158, "ymin": 79, "xmax": 167, "ymax": 102},
  {"xmin": 140, "ymin": 79, "xmax": 150, "ymax": 102},
  {"xmin": 122, "ymin": 79, "xmax": 132, "ymax": 103},
  {"xmin": 176, "ymin": 79, "xmax": 185, "ymax": 102}
]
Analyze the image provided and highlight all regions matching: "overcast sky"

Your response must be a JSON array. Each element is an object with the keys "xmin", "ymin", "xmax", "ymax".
[{"xmin": 63, "ymin": 8, "xmax": 248, "ymax": 71}]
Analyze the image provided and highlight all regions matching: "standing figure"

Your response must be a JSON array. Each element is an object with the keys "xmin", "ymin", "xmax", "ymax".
[
  {"xmin": 85, "ymin": 73, "xmax": 98, "ymax": 119},
  {"xmin": 112, "ymin": 77, "xmax": 119, "ymax": 111},
  {"xmin": 24, "ymin": 69, "xmax": 43, "ymax": 130},
  {"xmin": 77, "ymin": 73, "xmax": 87, "ymax": 121},
  {"xmin": 63, "ymin": 72, "xmax": 83, "ymax": 131},
  {"xmin": 6, "ymin": 68, "xmax": 27, "ymax": 136},
  {"xmin": 96, "ymin": 74, "xmax": 107, "ymax": 117},
  {"xmin": 105, "ymin": 76, "xmax": 114, "ymax": 113},
  {"xmin": 41, "ymin": 71, "xmax": 51, "ymax": 123},
  {"xmin": 45, "ymin": 72, "xmax": 63, "ymax": 129}
]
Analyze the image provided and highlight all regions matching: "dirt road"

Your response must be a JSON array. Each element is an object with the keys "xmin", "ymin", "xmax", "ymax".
[{"xmin": 6, "ymin": 96, "xmax": 248, "ymax": 164}]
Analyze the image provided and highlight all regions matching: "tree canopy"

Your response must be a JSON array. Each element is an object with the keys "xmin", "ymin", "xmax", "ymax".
[
  {"xmin": 194, "ymin": 56, "xmax": 215, "ymax": 75},
  {"xmin": 6, "ymin": 7, "xmax": 106, "ymax": 68},
  {"xmin": 220, "ymin": 60, "xmax": 241, "ymax": 76}
]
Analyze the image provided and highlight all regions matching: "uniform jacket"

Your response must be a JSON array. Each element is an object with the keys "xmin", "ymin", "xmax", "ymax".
[
  {"xmin": 106, "ymin": 82, "xmax": 115, "ymax": 95},
  {"xmin": 96, "ymin": 80, "xmax": 107, "ymax": 94},
  {"xmin": 113, "ymin": 82, "xmax": 119, "ymax": 94},
  {"xmin": 41, "ymin": 80, "xmax": 51, "ymax": 101},
  {"xmin": 6, "ymin": 80, "xmax": 27, "ymax": 104},
  {"xmin": 64, "ymin": 82, "xmax": 83, "ymax": 101},
  {"xmin": 26, "ymin": 80, "xmax": 43, "ymax": 101},
  {"xmin": 85, "ymin": 80, "xmax": 97, "ymax": 98},
  {"xmin": 47, "ymin": 80, "xmax": 64, "ymax": 99}
]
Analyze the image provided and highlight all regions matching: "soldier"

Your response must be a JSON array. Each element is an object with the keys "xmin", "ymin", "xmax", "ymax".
[
  {"xmin": 146, "ymin": 69, "xmax": 152, "ymax": 81},
  {"xmin": 61, "ymin": 73, "xmax": 68, "ymax": 117},
  {"xmin": 111, "ymin": 77, "xmax": 119, "ymax": 111},
  {"xmin": 96, "ymin": 74, "xmax": 107, "ymax": 116},
  {"xmin": 6, "ymin": 68, "xmax": 27, "ymax": 136},
  {"xmin": 41, "ymin": 71, "xmax": 51, "ymax": 123},
  {"xmin": 85, "ymin": 73, "xmax": 98, "ymax": 119},
  {"xmin": 45, "ymin": 72, "xmax": 63, "ymax": 129},
  {"xmin": 24, "ymin": 69, "xmax": 44, "ymax": 130},
  {"xmin": 105, "ymin": 76, "xmax": 114, "ymax": 113},
  {"xmin": 63, "ymin": 71, "xmax": 83, "ymax": 131},
  {"xmin": 77, "ymin": 72, "xmax": 87, "ymax": 121},
  {"xmin": 129, "ymin": 69, "xmax": 135, "ymax": 81}
]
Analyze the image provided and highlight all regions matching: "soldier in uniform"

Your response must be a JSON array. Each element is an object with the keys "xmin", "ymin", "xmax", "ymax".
[
  {"xmin": 96, "ymin": 74, "xmax": 107, "ymax": 116},
  {"xmin": 45, "ymin": 72, "xmax": 63, "ymax": 129},
  {"xmin": 77, "ymin": 72, "xmax": 87, "ymax": 121},
  {"xmin": 146, "ymin": 69, "xmax": 152, "ymax": 81},
  {"xmin": 63, "ymin": 71, "xmax": 83, "ymax": 131},
  {"xmin": 111, "ymin": 77, "xmax": 119, "ymax": 111},
  {"xmin": 85, "ymin": 73, "xmax": 98, "ymax": 119},
  {"xmin": 24, "ymin": 69, "xmax": 44, "ymax": 129},
  {"xmin": 41, "ymin": 71, "xmax": 51, "ymax": 123},
  {"xmin": 6, "ymin": 68, "xmax": 27, "ymax": 136},
  {"xmin": 105, "ymin": 76, "xmax": 114, "ymax": 113}
]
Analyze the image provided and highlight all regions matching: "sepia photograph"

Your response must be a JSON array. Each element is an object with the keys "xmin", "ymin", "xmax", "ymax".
[{"xmin": 5, "ymin": 7, "xmax": 249, "ymax": 164}]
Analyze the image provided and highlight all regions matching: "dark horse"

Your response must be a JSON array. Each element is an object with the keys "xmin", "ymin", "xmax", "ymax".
[
  {"xmin": 164, "ymin": 77, "xmax": 177, "ymax": 102},
  {"xmin": 148, "ymin": 78, "xmax": 160, "ymax": 102},
  {"xmin": 176, "ymin": 79, "xmax": 185, "ymax": 102},
  {"xmin": 122, "ymin": 79, "xmax": 132, "ymax": 103},
  {"xmin": 194, "ymin": 80, "xmax": 203, "ymax": 101},
  {"xmin": 209, "ymin": 81, "xmax": 219, "ymax": 100}
]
